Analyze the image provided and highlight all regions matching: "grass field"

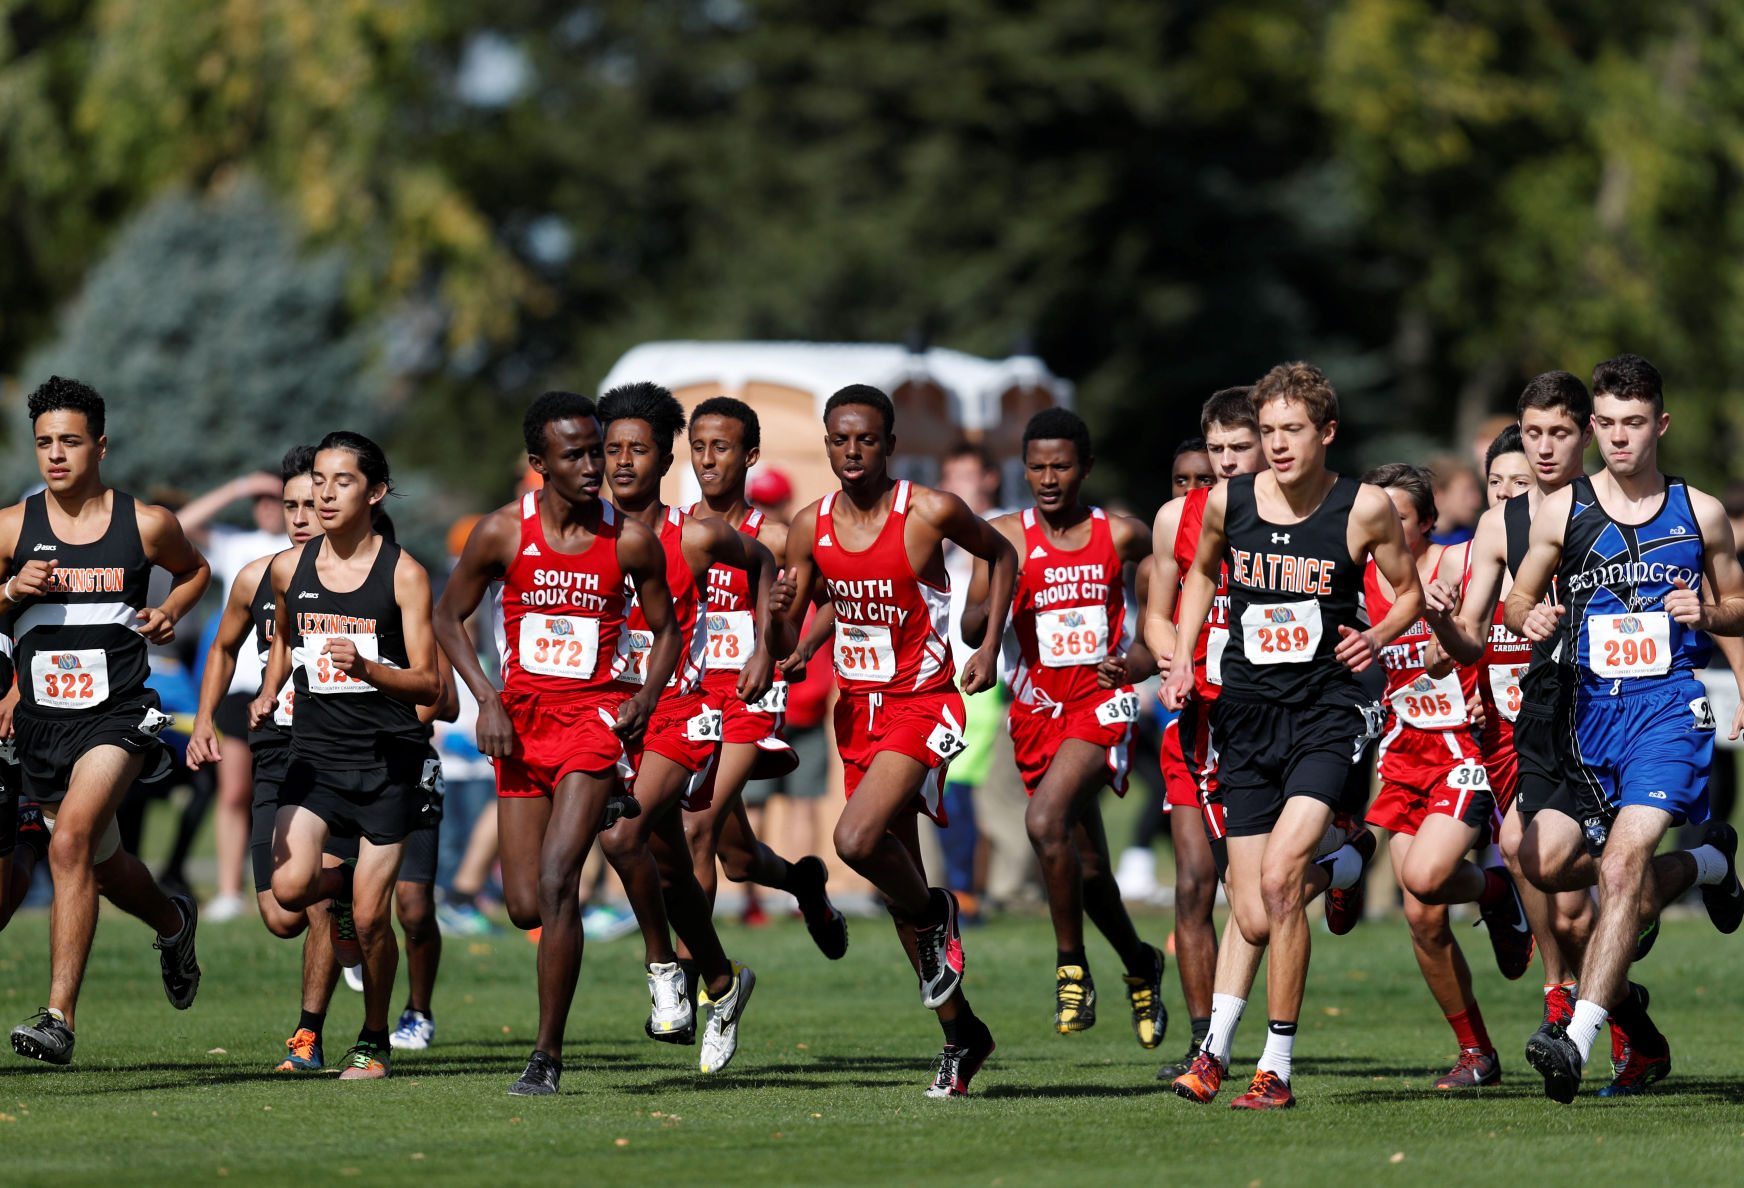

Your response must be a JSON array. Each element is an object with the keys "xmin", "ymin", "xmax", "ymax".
[{"xmin": 4, "ymin": 903, "xmax": 1744, "ymax": 1187}]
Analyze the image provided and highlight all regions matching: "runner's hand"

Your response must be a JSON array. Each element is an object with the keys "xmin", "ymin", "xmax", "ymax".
[
  {"xmin": 769, "ymin": 568, "xmax": 798, "ymax": 620},
  {"xmin": 1666, "ymin": 577, "xmax": 1705, "ymax": 628},
  {"xmin": 1334, "ymin": 624, "xmax": 1380, "ymax": 673},
  {"xmin": 961, "ymin": 646, "xmax": 997, "ymax": 695},
  {"xmin": 247, "ymin": 693, "xmax": 277, "ymax": 730},
  {"xmin": 613, "ymin": 696, "xmax": 653, "ymax": 748},
  {"xmin": 1423, "ymin": 579, "xmax": 1460, "ymax": 623},
  {"xmin": 1160, "ymin": 657, "xmax": 1193, "ymax": 711},
  {"xmin": 135, "ymin": 606, "xmax": 176, "ymax": 645},
  {"xmin": 1096, "ymin": 652, "xmax": 1128, "ymax": 690},
  {"xmin": 323, "ymin": 636, "xmax": 366, "ymax": 676},
  {"xmin": 737, "ymin": 648, "xmax": 774, "ymax": 707},
  {"xmin": 5, "ymin": 558, "xmax": 57, "ymax": 602},
  {"xmin": 475, "ymin": 694, "xmax": 515, "ymax": 759},
  {"xmin": 1522, "ymin": 602, "xmax": 1564, "ymax": 643},
  {"xmin": 186, "ymin": 720, "xmax": 223, "ymax": 769}
]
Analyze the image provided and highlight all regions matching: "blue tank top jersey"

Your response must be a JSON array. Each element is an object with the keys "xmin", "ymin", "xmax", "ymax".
[{"xmin": 1558, "ymin": 475, "xmax": 1710, "ymax": 689}]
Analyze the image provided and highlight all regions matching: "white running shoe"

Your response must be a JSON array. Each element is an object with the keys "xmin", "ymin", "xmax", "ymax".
[
  {"xmin": 1115, "ymin": 847, "xmax": 1159, "ymax": 901},
  {"xmin": 389, "ymin": 1008, "xmax": 434, "ymax": 1051},
  {"xmin": 645, "ymin": 961, "xmax": 694, "ymax": 1043},
  {"xmin": 343, "ymin": 964, "xmax": 365, "ymax": 994},
  {"xmin": 203, "ymin": 893, "xmax": 247, "ymax": 924},
  {"xmin": 699, "ymin": 962, "xmax": 756, "ymax": 1073}
]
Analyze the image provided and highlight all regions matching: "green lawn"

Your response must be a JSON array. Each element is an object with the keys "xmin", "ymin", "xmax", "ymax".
[{"xmin": 2, "ymin": 904, "xmax": 1742, "ymax": 1186}]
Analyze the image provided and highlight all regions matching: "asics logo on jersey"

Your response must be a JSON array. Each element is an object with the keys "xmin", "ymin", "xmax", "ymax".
[
  {"xmin": 1271, "ymin": 532, "xmax": 1290, "ymax": 544},
  {"xmin": 298, "ymin": 591, "xmax": 322, "ymax": 599},
  {"xmin": 32, "ymin": 543, "xmax": 56, "ymax": 552},
  {"xmin": 523, "ymin": 543, "xmax": 541, "ymax": 556}
]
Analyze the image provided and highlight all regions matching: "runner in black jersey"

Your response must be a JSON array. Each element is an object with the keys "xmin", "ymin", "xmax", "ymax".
[
  {"xmin": 0, "ymin": 628, "xmax": 38, "ymax": 931},
  {"xmin": 1162, "ymin": 363, "xmax": 1422, "ymax": 1110},
  {"xmin": 250, "ymin": 431, "xmax": 443, "ymax": 1081},
  {"xmin": 188, "ymin": 446, "xmax": 351, "ymax": 1071},
  {"xmin": 1, "ymin": 377, "xmax": 210, "ymax": 1066}
]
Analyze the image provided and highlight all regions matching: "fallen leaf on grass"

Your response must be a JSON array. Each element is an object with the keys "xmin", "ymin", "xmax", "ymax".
[
  {"xmin": 1389, "ymin": 1153, "xmax": 1405, "ymax": 1164},
  {"xmin": 207, "ymin": 1048, "xmax": 227, "ymax": 1055},
  {"xmin": 1323, "ymin": 1007, "xmax": 1341, "ymax": 1016},
  {"xmin": 614, "ymin": 1138, "xmax": 629, "ymax": 1148},
  {"xmin": 410, "ymin": 1154, "xmax": 425, "ymax": 1161},
  {"xmin": 0, "ymin": 1113, "xmax": 17, "ymax": 1122}
]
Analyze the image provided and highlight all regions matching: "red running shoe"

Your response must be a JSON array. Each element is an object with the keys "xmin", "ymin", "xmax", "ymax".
[
  {"xmin": 1230, "ymin": 1069, "xmax": 1295, "ymax": 1110},
  {"xmin": 1323, "ymin": 828, "xmax": 1377, "ymax": 936},
  {"xmin": 1172, "ymin": 1048, "xmax": 1226, "ymax": 1103}
]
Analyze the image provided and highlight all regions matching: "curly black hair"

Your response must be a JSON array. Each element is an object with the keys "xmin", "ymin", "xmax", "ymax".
[
  {"xmin": 598, "ymin": 382, "xmax": 686, "ymax": 456},
  {"xmin": 27, "ymin": 376, "xmax": 105, "ymax": 437},
  {"xmin": 523, "ymin": 390, "xmax": 599, "ymax": 455},
  {"xmin": 690, "ymin": 396, "xmax": 760, "ymax": 452},
  {"xmin": 1022, "ymin": 407, "xmax": 1092, "ymax": 464}
]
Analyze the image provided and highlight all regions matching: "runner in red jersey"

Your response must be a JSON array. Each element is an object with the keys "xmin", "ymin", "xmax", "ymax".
[
  {"xmin": 597, "ymin": 382, "xmax": 787, "ymax": 1075},
  {"xmin": 680, "ymin": 397, "xmax": 847, "ymax": 962},
  {"xmin": 779, "ymin": 384, "xmax": 1016, "ymax": 1099},
  {"xmin": 434, "ymin": 390, "xmax": 683, "ymax": 1097},
  {"xmin": 972, "ymin": 408, "xmax": 1165, "ymax": 1049},
  {"xmin": 1358, "ymin": 462, "xmax": 1532, "ymax": 1090}
]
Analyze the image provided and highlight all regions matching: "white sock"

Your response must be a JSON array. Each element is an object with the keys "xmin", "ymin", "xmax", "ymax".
[
  {"xmin": 1567, "ymin": 999, "xmax": 1609, "ymax": 1065},
  {"xmin": 1688, "ymin": 844, "xmax": 1728, "ymax": 886},
  {"xmin": 1256, "ymin": 1021, "xmax": 1296, "ymax": 1082},
  {"xmin": 1205, "ymin": 993, "xmax": 1246, "ymax": 1067},
  {"xmin": 1320, "ymin": 843, "xmax": 1363, "ymax": 891}
]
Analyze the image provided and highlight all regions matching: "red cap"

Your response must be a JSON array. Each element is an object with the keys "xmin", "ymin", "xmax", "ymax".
[{"xmin": 748, "ymin": 468, "xmax": 793, "ymax": 507}]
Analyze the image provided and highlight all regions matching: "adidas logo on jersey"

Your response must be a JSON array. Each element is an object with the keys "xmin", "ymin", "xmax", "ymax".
[
  {"xmin": 819, "ymin": 534, "xmax": 833, "ymax": 547},
  {"xmin": 523, "ymin": 542, "xmax": 541, "ymax": 556},
  {"xmin": 1030, "ymin": 545, "xmax": 1048, "ymax": 559}
]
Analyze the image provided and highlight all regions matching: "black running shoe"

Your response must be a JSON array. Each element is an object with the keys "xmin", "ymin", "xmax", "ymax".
[
  {"xmin": 793, "ymin": 855, "xmax": 849, "ymax": 960},
  {"xmin": 1633, "ymin": 917, "xmax": 1661, "ymax": 963},
  {"xmin": 1156, "ymin": 1038, "xmax": 1203, "ymax": 1082},
  {"xmin": 508, "ymin": 1050, "xmax": 561, "ymax": 1096},
  {"xmin": 1121, "ymin": 943, "xmax": 1169, "ymax": 1050},
  {"xmin": 1476, "ymin": 866, "xmax": 1534, "ymax": 980},
  {"xmin": 16, "ymin": 801, "xmax": 49, "ymax": 863},
  {"xmin": 1524, "ymin": 1021, "xmax": 1582, "ymax": 1104},
  {"xmin": 153, "ymin": 893, "xmax": 201, "ymax": 1010},
  {"xmin": 914, "ymin": 890, "xmax": 964, "ymax": 1009},
  {"xmin": 1699, "ymin": 822, "xmax": 1743, "ymax": 934},
  {"xmin": 601, "ymin": 794, "xmax": 641, "ymax": 830},
  {"xmin": 11, "ymin": 1007, "xmax": 74, "ymax": 1065},
  {"xmin": 924, "ymin": 1019, "xmax": 996, "ymax": 1098}
]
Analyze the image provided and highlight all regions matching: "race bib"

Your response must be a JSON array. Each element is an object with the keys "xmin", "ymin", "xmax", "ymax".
[
  {"xmin": 519, "ymin": 614, "xmax": 601, "ymax": 680},
  {"xmin": 272, "ymin": 676, "xmax": 296, "ymax": 728},
  {"xmin": 1036, "ymin": 605, "xmax": 1109, "ymax": 667},
  {"xmin": 1586, "ymin": 611, "xmax": 1670, "ymax": 679},
  {"xmin": 1206, "ymin": 625, "xmax": 1229, "ymax": 686},
  {"xmin": 1445, "ymin": 759, "xmax": 1491, "ymax": 792},
  {"xmin": 834, "ymin": 623, "xmax": 896, "ymax": 683},
  {"xmin": 705, "ymin": 610, "xmax": 754, "ymax": 672},
  {"xmin": 1095, "ymin": 689, "xmax": 1142, "ymax": 727},
  {"xmin": 1240, "ymin": 600, "xmax": 1323, "ymax": 665},
  {"xmin": 301, "ymin": 633, "xmax": 382, "ymax": 695},
  {"xmin": 1692, "ymin": 696, "xmax": 1717, "ymax": 732},
  {"xmin": 926, "ymin": 721, "xmax": 969, "ymax": 761},
  {"xmin": 1487, "ymin": 663, "xmax": 1526, "ymax": 724},
  {"xmin": 31, "ymin": 648, "xmax": 109, "ymax": 708},
  {"xmin": 748, "ymin": 679, "xmax": 788, "ymax": 714},
  {"xmin": 1389, "ymin": 671, "xmax": 1468, "ymax": 729},
  {"xmin": 685, "ymin": 707, "xmax": 724, "ymax": 742},
  {"xmin": 619, "ymin": 630, "xmax": 655, "ymax": 685}
]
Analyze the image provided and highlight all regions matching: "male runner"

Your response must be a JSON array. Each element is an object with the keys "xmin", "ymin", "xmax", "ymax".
[
  {"xmin": 596, "ymin": 382, "xmax": 777, "ymax": 1075},
  {"xmin": 434, "ymin": 390, "xmax": 681, "ymax": 1095},
  {"xmin": 1163, "ymin": 363, "xmax": 1421, "ymax": 1109},
  {"xmin": 968, "ymin": 408, "xmax": 1166, "ymax": 1044},
  {"xmin": 251, "ymin": 432, "xmax": 443, "ymax": 1080},
  {"xmin": 682, "ymin": 397, "xmax": 847, "ymax": 959},
  {"xmin": 0, "ymin": 638, "xmax": 46, "ymax": 931},
  {"xmin": 1359, "ymin": 462, "xmax": 1530, "ymax": 1090},
  {"xmin": 779, "ymin": 384, "xmax": 1017, "ymax": 1098},
  {"xmin": 1506, "ymin": 355, "xmax": 1744, "ymax": 1102},
  {"xmin": 4, "ymin": 376, "xmax": 209, "ymax": 1065}
]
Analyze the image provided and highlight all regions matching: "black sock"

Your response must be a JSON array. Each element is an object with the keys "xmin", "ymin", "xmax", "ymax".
[
  {"xmin": 677, "ymin": 959, "xmax": 700, "ymax": 1002},
  {"xmin": 405, "ymin": 1003, "xmax": 429, "ymax": 1019},
  {"xmin": 942, "ymin": 1004, "xmax": 981, "ymax": 1047},
  {"xmin": 1057, "ymin": 948, "xmax": 1089, "ymax": 970},
  {"xmin": 1122, "ymin": 945, "xmax": 1158, "ymax": 979},
  {"xmin": 1190, "ymin": 1016, "xmax": 1211, "ymax": 1045},
  {"xmin": 1609, "ymin": 983, "xmax": 1661, "ymax": 1042},
  {"xmin": 357, "ymin": 1026, "xmax": 390, "ymax": 1050},
  {"xmin": 298, "ymin": 1009, "xmax": 326, "ymax": 1040},
  {"xmin": 771, "ymin": 857, "xmax": 801, "ymax": 894}
]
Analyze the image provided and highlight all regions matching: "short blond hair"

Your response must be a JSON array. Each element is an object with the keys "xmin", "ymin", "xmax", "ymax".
[{"xmin": 1251, "ymin": 362, "xmax": 1338, "ymax": 428}]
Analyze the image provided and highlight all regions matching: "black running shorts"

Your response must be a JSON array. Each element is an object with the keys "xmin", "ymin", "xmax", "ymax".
[
  {"xmin": 1213, "ymin": 695, "xmax": 1376, "ymax": 838},
  {"xmin": 1512, "ymin": 701, "xmax": 1579, "ymax": 821},
  {"xmin": 15, "ymin": 691, "xmax": 174, "ymax": 805},
  {"xmin": 279, "ymin": 747, "xmax": 422, "ymax": 846}
]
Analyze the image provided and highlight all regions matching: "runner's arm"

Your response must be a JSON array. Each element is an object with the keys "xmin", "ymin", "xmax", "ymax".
[
  {"xmin": 1427, "ymin": 508, "xmax": 1505, "ymax": 666},
  {"xmin": 432, "ymin": 508, "xmax": 516, "ymax": 758},
  {"xmin": 347, "ymin": 553, "xmax": 441, "ymax": 706},
  {"xmin": 188, "ymin": 559, "xmax": 269, "ymax": 768},
  {"xmin": 249, "ymin": 547, "xmax": 301, "ymax": 729},
  {"xmin": 1503, "ymin": 487, "xmax": 1572, "ymax": 640},
  {"xmin": 1667, "ymin": 490, "xmax": 1744, "ymax": 637},
  {"xmin": 137, "ymin": 502, "xmax": 212, "ymax": 643},
  {"xmin": 1162, "ymin": 486, "xmax": 1226, "ymax": 709},
  {"xmin": 1144, "ymin": 498, "xmax": 1184, "ymax": 666},
  {"xmin": 962, "ymin": 513, "xmax": 1023, "ymax": 649},
  {"xmin": 925, "ymin": 491, "xmax": 1017, "ymax": 695},
  {"xmin": 1345, "ymin": 483, "xmax": 1423, "ymax": 670},
  {"xmin": 618, "ymin": 518, "xmax": 681, "ymax": 742}
]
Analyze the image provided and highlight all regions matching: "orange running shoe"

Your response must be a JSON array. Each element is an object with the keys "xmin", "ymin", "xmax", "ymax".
[
  {"xmin": 1230, "ymin": 1069, "xmax": 1295, "ymax": 1110},
  {"xmin": 1322, "ymin": 828, "xmax": 1376, "ymax": 936},
  {"xmin": 1171, "ymin": 1048, "xmax": 1225, "ymax": 1103},
  {"xmin": 275, "ymin": 1027, "xmax": 323, "ymax": 1071},
  {"xmin": 337, "ymin": 1043, "xmax": 390, "ymax": 1080}
]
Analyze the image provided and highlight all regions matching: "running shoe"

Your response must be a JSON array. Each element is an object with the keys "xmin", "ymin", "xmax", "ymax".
[
  {"xmin": 581, "ymin": 903, "xmax": 639, "ymax": 942},
  {"xmin": 1597, "ymin": 1028, "xmax": 1669, "ymax": 1098},
  {"xmin": 1543, "ymin": 984, "xmax": 1576, "ymax": 1030},
  {"xmin": 1054, "ymin": 966, "xmax": 1096, "ymax": 1034},
  {"xmin": 343, "ymin": 964, "xmax": 365, "ymax": 993},
  {"xmin": 914, "ymin": 889, "xmax": 964, "ymax": 1009},
  {"xmin": 1122, "ymin": 943, "xmax": 1169, "ymax": 1050},
  {"xmin": 1524, "ymin": 1021, "xmax": 1581, "ymax": 1103},
  {"xmin": 1230, "ymin": 1069, "xmax": 1295, "ymax": 1110},
  {"xmin": 337, "ymin": 1042, "xmax": 390, "ymax": 1080},
  {"xmin": 15, "ymin": 801, "xmax": 48, "ymax": 862},
  {"xmin": 436, "ymin": 901, "xmax": 498, "ymax": 937},
  {"xmin": 276, "ymin": 1028, "xmax": 323, "ymax": 1071},
  {"xmin": 154, "ymin": 893, "xmax": 201, "ymax": 1009},
  {"xmin": 793, "ymin": 855, "xmax": 849, "ymax": 960},
  {"xmin": 330, "ymin": 860, "xmax": 361, "ymax": 968},
  {"xmin": 1156, "ymin": 1038, "xmax": 1203, "ymax": 1082},
  {"xmin": 645, "ymin": 961, "xmax": 696, "ymax": 1044},
  {"xmin": 1699, "ymin": 822, "xmax": 1743, "ymax": 934},
  {"xmin": 390, "ymin": 1008, "xmax": 434, "ymax": 1051},
  {"xmin": 1172, "ymin": 1049, "xmax": 1226, "ymax": 1103},
  {"xmin": 1475, "ymin": 866, "xmax": 1535, "ymax": 980},
  {"xmin": 1434, "ymin": 1049, "xmax": 1501, "ymax": 1089},
  {"xmin": 509, "ymin": 1050, "xmax": 561, "ymax": 1096},
  {"xmin": 699, "ymin": 961, "xmax": 756, "ymax": 1073},
  {"xmin": 204, "ymin": 892, "xmax": 247, "ymax": 924},
  {"xmin": 1322, "ymin": 828, "xmax": 1376, "ymax": 936},
  {"xmin": 10, "ymin": 1007, "xmax": 74, "ymax": 1065},
  {"xmin": 924, "ymin": 1018, "xmax": 996, "ymax": 1098},
  {"xmin": 601, "ymin": 794, "xmax": 641, "ymax": 830}
]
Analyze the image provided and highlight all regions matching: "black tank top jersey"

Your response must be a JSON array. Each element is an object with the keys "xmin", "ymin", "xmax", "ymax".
[
  {"xmin": 10, "ymin": 490, "xmax": 153, "ymax": 718},
  {"xmin": 285, "ymin": 536, "xmax": 422, "ymax": 768},
  {"xmin": 246, "ymin": 565, "xmax": 289, "ymax": 748},
  {"xmin": 1504, "ymin": 492, "xmax": 1570, "ymax": 713},
  {"xmin": 1220, "ymin": 473, "xmax": 1366, "ymax": 704}
]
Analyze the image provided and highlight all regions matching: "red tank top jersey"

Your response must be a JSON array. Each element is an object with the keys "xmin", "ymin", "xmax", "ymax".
[
  {"xmin": 1365, "ymin": 556, "xmax": 1480, "ymax": 778},
  {"xmin": 622, "ymin": 506, "xmax": 707, "ymax": 695},
  {"xmin": 1462, "ymin": 551, "xmax": 1532, "ymax": 759},
  {"xmin": 1172, "ymin": 486, "xmax": 1231, "ymax": 701},
  {"xmin": 1010, "ymin": 507, "xmax": 1127, "ymax": 711},
  {"xmin": 692, "ymin": 504, "xmax": 764, "ymax": 674},
  {"xmin": 497, "ymin": 491, "xmax": 630, "ymax": 699},
  {"xmin": 813, "ymin": 480, "xmax": 954, "ymax": 695}
]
